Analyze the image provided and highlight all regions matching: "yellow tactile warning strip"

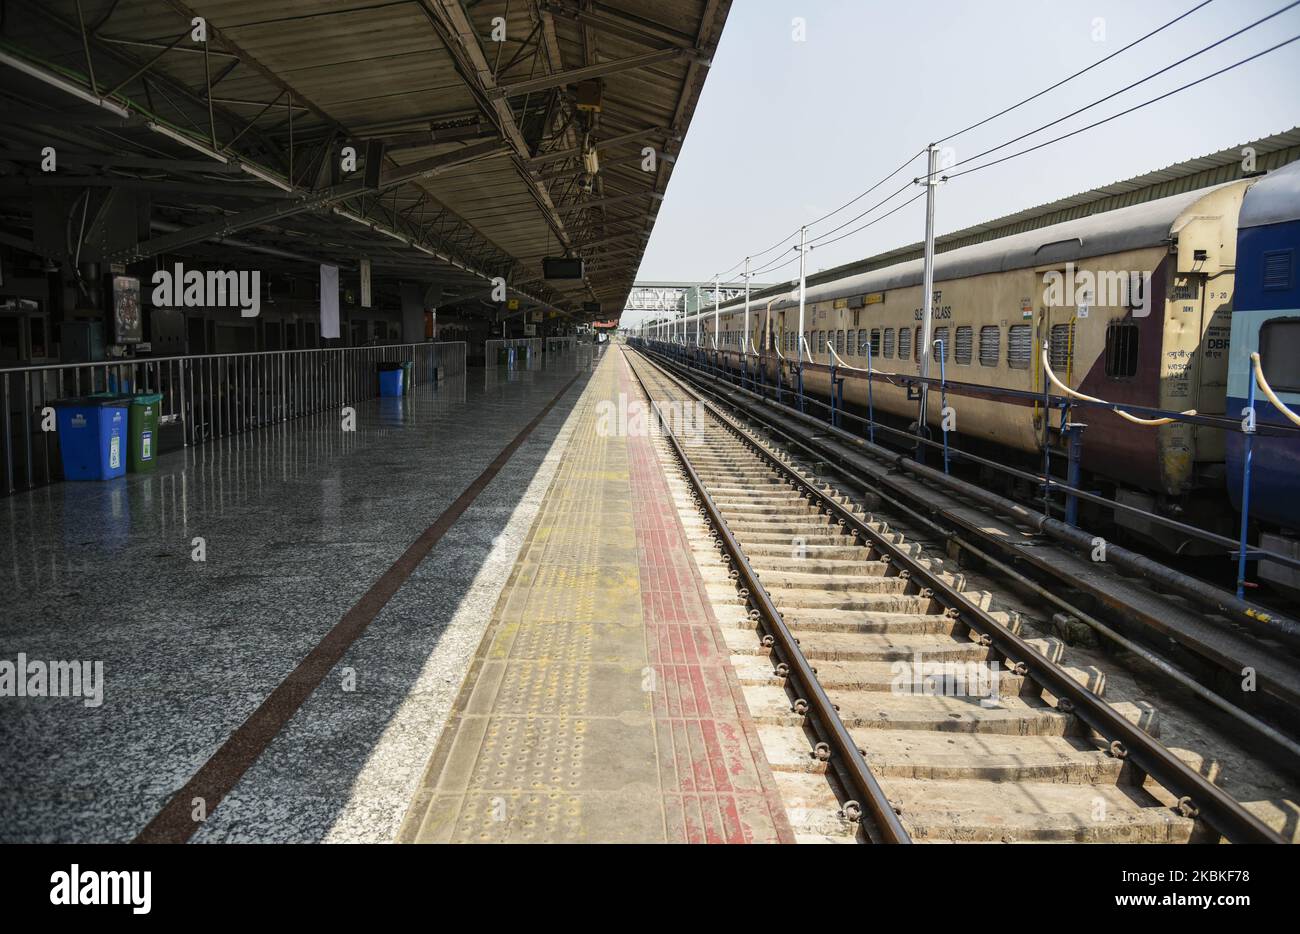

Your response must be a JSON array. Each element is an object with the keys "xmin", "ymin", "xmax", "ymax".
[{"xmin": 397, "ymin": 348, "xmax": 793, "ymax": 843}]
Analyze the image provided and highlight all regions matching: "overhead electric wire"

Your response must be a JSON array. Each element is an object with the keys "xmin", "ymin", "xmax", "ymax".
[
  {"xmin": 806, "ymin": 179, "xmax": 916, "ymax": 245},
  {"xmin": 706, "ymin": 3, "xmax": 1216, "ymax": 280},
  {"xmin": 705, "ymin": 0, "xmax": 1292, "ymax": 299},
  {"xmin": 803, "ymin": 148, "xmax": 927, "ymax": 230},
  {"xmin": 948, "ymin": 33, "xmax": 1300, "ymax": 181},
  {"xmin": 806, "ymin": 190, "xmax": 927, "ymax": 250},
  {"xmin": 948, "ymin": 0, "xmax": 1300, "ymax": 172},
  {"xmin": 748, "ymin": 248, "xmax": 800, "ymax": 278},
  {"xmin": 936, "ymin": 0, "xmax": 1217, "ymax": 144}
]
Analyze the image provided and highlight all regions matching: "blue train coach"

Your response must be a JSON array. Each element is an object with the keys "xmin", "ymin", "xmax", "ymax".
[{"xmin": 1227, "ymin": 159, "xmax": 1300, "ymax": 533}]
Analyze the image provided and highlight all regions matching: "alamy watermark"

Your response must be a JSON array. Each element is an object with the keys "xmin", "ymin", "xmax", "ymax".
[
  {"xmin": 595, "ymin": 393, "xmax": 707, "ymax": 441},
  {"xmin": 151, "ymin": 261, "xmax": 261, "ymax": 317},
  {"xmin": 889, "ymin": 651, "xmax": 1001, "ymax": 703},
  {"xmin": 0, "ymin": 654, "xmax": 104, "ymax": 707},
  {"xmin": 50, "ymin": 865, "xmax": 150, "ymax": 914},
  {"xmin": 1042, "ymin": 262, "xmax": 1152, "ymax": 318}
]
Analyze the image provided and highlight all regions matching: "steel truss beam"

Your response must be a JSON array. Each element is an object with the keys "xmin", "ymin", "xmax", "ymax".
[{"xmin": 487, "ymin": 47, "xmax": 689, "ymax": 100}]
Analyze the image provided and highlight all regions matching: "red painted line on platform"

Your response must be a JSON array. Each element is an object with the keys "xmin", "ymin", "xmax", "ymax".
[
  {"xmin": 618, "ymin": 351, "xmax": 795, "ymax": 844},
  {"xmin": 134, "ymin": 372, "xmax": 582, "ymax": 844}
]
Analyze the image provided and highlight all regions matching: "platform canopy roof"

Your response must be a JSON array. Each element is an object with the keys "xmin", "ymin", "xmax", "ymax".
[{"xmin": 0, "ymin": 0, "xmax": 729, "ymax": 320}]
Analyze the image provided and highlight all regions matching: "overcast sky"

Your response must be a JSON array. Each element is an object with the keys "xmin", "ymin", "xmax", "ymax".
[{"xmin": 629, "ymin": 0, "xmax": 1300, "ymax": 323}]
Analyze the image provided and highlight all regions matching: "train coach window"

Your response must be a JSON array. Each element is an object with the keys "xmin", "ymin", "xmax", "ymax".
[
  {"xmin": 870, "ymin": 328, "xmax": 882, "ymax": 356},
  {"xmin": 819, "ymin": 330, "xmax": 827, "ymax": 353},
  {"xmin": 1104, "ymin": 321, "xmax": 1139, "ymax": 379},
  {"xmin": 836, "ymin": 329, "xmax": 846, "ymax": 355},
  {"xmin": 883, "ymin": 328, "xmax": 896, "ymax": 358},
  {"xmin": 1260, "ymin": 319, "xmax": 1300, "ymax": 393},
  {"xmin": 979, "ymin": 326, "xmax": 1000, "ymax": 366},
  {"xmin": 955, "ymin": 326, "xmax": 973, "ymax": 365},
  {"xmin": 898, "ymin": 327, "xmax": 911, "ymax": 360},
  {"xmin": 857, "ymin": 328, "xmax": 868, "ymax": 355},
  {"xmin": 1007, "ymin": 325, "xmax": 1032, "ymax": 370},
  {"xmin": 914, "ymin": 326, "xmax": 922, "ymax": 361},
  {"xmin": 847, "ymin": 329, "xmax": 857, "ymax": 355},
  {"xmin": 932, "ymin": 327, "xmax": 950, "ymax": 361},
  {"xmin": 1050, "ymin": 323, "xmax": 1075, "ymax": 374}
]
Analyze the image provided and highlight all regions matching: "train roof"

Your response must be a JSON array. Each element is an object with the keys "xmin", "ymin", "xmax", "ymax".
[
  {"xmin": 753, "ymin": 184, "xmax": 1237, "ymax": 313},
  {"xmin": 1240, "ymin": 159, "xmax": 1300, "ymax": 229},
  {"xmin": 705, "ymin": 182, "xmax": 1244, "ymax": 316}
]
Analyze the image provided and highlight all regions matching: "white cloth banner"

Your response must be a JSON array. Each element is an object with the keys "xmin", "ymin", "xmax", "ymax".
[{"xmin": 320, "ymin": 264, "xmax": 339, "ymax": 339}]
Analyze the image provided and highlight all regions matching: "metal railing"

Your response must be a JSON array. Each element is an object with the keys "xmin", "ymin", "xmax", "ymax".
[
  {"xmin": 483, "ymin": 338, "xmax": 541, "ymax": 366},
  {"xmin": 1, "ymin": 340, "xmax": 466, "ymax": 496}
]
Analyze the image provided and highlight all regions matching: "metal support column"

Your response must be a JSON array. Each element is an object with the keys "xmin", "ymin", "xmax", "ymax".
[{"xmin": 915, "ymin": 144, "xmax": 941, "ymax": 463}]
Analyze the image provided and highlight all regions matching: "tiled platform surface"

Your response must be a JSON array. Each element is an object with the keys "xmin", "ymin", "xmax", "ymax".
[
  {"xmin": 399, "ymin": 346, "xmax": 793, "ymax": 843},
  {"xmin": 0, "ymin": 352, "xmax": 596, "ymax": 842}
]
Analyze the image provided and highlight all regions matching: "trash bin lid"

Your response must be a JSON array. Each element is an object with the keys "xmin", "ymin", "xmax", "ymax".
[
  {"xmin": 378, "ymin": 362, "xmax": 404, "ymax": 370},
  {"xmin": 131, "ymin": 392, "xmax": 164, "ymax": 405},
  {"xmin": 53, "ymin": 395, "xmax": 130, "ymax": 408}
]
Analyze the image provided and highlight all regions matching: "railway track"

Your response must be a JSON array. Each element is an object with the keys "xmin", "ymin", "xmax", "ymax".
[{"xmin": 622, "ymin": 344, "xmax": 1292, "ymax": 844}]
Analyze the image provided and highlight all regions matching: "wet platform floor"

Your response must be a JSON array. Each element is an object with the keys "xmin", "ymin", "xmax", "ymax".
[{"xmin": 1, "ymin": 344, "xmax": 789, "ymax": 843}]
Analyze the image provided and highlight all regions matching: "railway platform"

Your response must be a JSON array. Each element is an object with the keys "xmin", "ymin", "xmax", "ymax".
[
  {"xmin": 397, "ymin": 346, "xmax": 792, "ymax": 843},
  {"xmin": 0, "ymin": 344, "xmax": 791, "ymax": 843}
]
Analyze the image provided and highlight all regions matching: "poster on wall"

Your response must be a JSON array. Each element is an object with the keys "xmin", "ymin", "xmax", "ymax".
[
  {"xmin": 320, "ymin": 264, "xmax": 340, "ymax": 339},
  {"xmin": 112, "ymin": 275, "xmax": 142, "ymax": 344}
]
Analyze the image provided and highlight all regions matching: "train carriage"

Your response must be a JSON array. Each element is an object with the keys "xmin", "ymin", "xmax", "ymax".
[
  {"xmin": 678, "ymin": 178, "xmax": 1264, "ymax": 543},
  {"xmin": 1226, "ymin": 159, "xmax": 1300, "ymax": 562}
]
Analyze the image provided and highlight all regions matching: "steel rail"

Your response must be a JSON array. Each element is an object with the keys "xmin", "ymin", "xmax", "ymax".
[
  {"xmin": 655, "ymin": 344, "xmax": 1300, "ymax": 645},
  {"xmin": 672, "ymin": 353, "xmax": 1300, "ymax": 717},
  {"xmin": 668, "ymin": 360, "xmax": 1300, "ymax": 770},
  {"xmin": 630, "ymin": 346, "xmax": 1287, "ymax": 845},
  {"xmin": 624, "ymin": 351, "xmax": 912, "ymax": 844}
]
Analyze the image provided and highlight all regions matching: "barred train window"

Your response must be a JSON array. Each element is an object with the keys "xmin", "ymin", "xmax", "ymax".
[
  {"xmin": 897, "ymin": 327, "xmax": 912, "ymax": 360},
  {"xmin": 858, "ymin": 328, "xmax": 869, "ymax": 354},
  {"xmin": 883, "ymin": 328, "xmax": 896, "ymax": 358},
  {"xmin": 1007, "ymin": 325, "xmax": 1032, "ymax": 370},
  {"xmin": 818, "ymin": 330, "xmax": 827, "ymax": 353},
  {"xmin": 1260, "ymin": 319, "xmax": 1300, "ymax": 393},
  {"xmin": 932, "ymin": 327, "xmax": 949, "ymax": 362},
  {"xmin": 1050, "ymin": 322, "xmax": 1075, "ymax": 372},
  {"xmin": 869, "ymin": 328, "xmax": 881, "ymax": 356},
  {"xmin": 979, "ymin": 326, "xmax": 1000, "ymax": 366},
  {"xmin": 914, "ymin": 326, "xmax": 922, "ymax": 361},
  {"xmin": 836, "ymin": 329, "xmax": 846, "ymax": 355},
  {"xmin": 1104, "ymin": 321, "xmax": 1139, "ymax": 379},
  {"xmin": 955, "ymin": 326, "xmax": 973, "ymax": 365},
  {"xmin": 847, "ymin": 329, "xmax": 857, "ymax": 356}
]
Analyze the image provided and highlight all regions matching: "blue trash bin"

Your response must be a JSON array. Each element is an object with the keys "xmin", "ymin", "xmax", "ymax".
[
  {"xmin": 54, "ymin": 397, "xmax": 129, "ymax": 480},
  {"xmin": 378, "ymin": 363, "xmax": 404, "ymax": 397}
]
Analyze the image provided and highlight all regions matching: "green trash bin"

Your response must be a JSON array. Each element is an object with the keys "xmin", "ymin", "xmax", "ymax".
[
  {"xmin": 126, "ymin": 392, "xmax": 163, "ymax": 473},
  {"xmin": 497, "ymin": 346, "xmax": 509, "ymax": 365},
  {"xmin": 401, "ymin": 360, "xmax": 414, "ymax": 394}
]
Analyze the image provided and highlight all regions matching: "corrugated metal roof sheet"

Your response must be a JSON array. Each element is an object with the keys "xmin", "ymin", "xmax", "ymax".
[{"xmin": 0, "ymin": 0, "xmax": 731, "ymax": 317}]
